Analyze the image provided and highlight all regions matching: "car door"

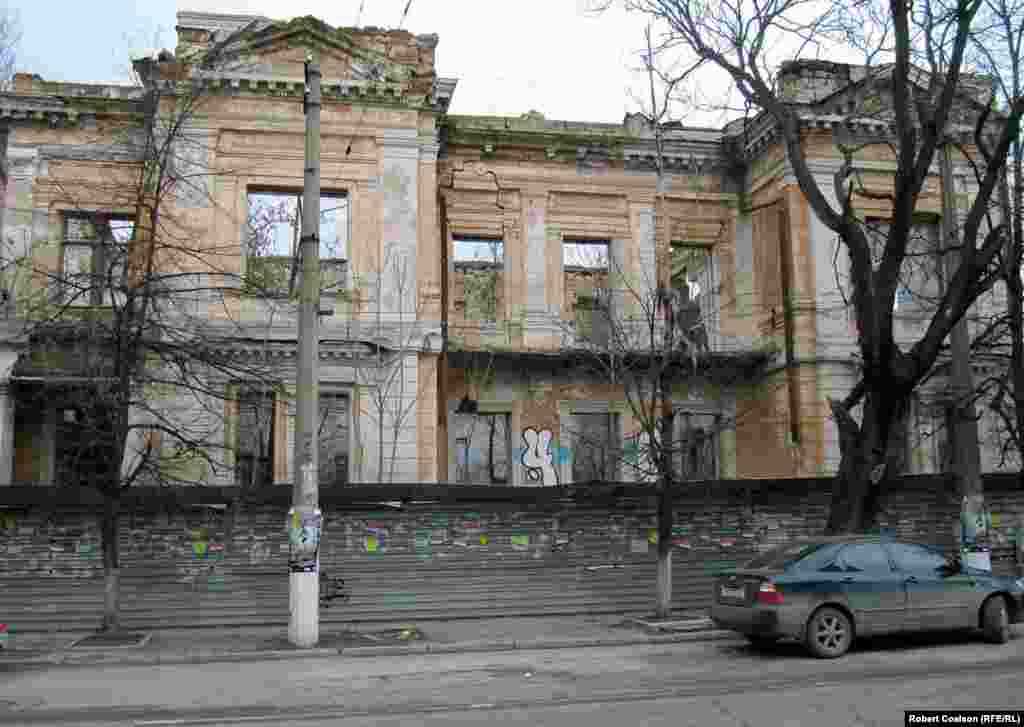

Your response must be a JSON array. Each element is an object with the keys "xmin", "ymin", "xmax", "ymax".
[
  {"xmin": 885, "ymin": 542, "xmax": 974, "ymax": 631},
  {"xmin": 831, "ymin": 543, "xmax": 908, "ymax": 635}
]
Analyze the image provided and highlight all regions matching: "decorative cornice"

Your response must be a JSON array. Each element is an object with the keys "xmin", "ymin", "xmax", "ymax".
[
  {"xmin": 37, "ymin": 143, "xmax": 145, "ymax": 163},
  {"xmin": 725, "ymin": 107, "xmax": 1003, "ymax": 164},
  {"xmin": 0, "ymin": 95, "xmax": 77, "ymax": 126},
  {"xmin": 170, "ymin": 72, "xmax": 417, "ymax": 107},
  {"xmin": 176, "ymin": 11, "xmax": 268, "ymax": 35}
]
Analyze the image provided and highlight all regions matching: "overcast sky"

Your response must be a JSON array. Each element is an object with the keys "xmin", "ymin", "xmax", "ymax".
[{"xmin": 6, "ymin": 0, "xmax": 695, "ymax": 125}]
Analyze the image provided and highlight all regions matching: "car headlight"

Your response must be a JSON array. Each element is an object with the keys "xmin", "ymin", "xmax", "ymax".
[{"xmin": 1016, "ymin": 578, "xmax": 1024, "ymax": 590}]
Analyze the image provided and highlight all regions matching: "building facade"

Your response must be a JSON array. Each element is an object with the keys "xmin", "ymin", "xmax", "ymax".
[{"xmin": 0, "ymin": 11, "xmax": 1014, "ymax": 489}]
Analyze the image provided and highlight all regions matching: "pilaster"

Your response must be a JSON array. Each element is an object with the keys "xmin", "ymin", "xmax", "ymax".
[
  {"xmin": 522, "ymin": 191, "xmax": 559, "ymax": 347},
  {"xmin": 376, "ymin": 128, "xmax": 420, "ymax": 325}
]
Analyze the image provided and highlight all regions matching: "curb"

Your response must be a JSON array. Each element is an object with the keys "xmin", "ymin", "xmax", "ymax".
[{"xmin": 0, "ymin": 628, "xmax": 739, "ymax": 667}]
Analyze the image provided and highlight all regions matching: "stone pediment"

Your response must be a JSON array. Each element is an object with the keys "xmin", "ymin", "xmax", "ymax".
[{"xmin": 191, "ymin": 15, "xmax": 428, "ymax": 89}]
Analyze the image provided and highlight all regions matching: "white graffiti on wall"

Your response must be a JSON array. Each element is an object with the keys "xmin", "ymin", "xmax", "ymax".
[{"xmin": 521, "ymin": 427, "xmax": 558, "ymax": 486}]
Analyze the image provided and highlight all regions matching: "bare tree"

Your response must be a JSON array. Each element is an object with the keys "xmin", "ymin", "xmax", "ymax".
[
  {"xmin": 599, "ymin": 0, "xmax": 1024, "ymax": 533},
  {"xmin": 965, "ymin": 0, "xmax": 1024, "ymax": 473},
  {"xmin": 350, "ymin": 241, "xmax": 432, "ymax": 483},
  {"xmin": 2, "ymin": 45, "xmax": 291, "ymax": 632},
  {"xmin": 0, "ymin": 9, "xmax": 20, "ymax": 92},
  {"xmin": 544, "ymin": 27, "xmax": 770, "ymax": 617}
]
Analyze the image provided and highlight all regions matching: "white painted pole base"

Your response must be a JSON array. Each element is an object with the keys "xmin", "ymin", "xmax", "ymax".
[{"xmin": 288, "ymin": 571, "xmax": 319, "ymax": 647}]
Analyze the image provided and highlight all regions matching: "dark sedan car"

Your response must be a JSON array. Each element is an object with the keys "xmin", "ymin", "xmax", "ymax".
[{"xmin": 710, "ymin": 536, "xmax": 1024, "ymax": 658}]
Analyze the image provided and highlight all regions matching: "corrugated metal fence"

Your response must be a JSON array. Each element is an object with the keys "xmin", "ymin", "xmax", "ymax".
[{"xmin": 0, "ymin": 475, "xmax": 1020, "ymax": 633}]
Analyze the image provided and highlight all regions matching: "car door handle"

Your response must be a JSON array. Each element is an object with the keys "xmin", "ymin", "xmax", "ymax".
[
  {"xmin": 905, "ymin": 576, "xmax": 918, "ymax": 584},
  {"xmin": 841, "ymin": 577, "xmax": 855, "ymax": 583}
]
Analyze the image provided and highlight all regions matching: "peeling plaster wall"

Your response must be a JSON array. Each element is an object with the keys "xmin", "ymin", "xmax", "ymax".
[
  {"xmin": 445, "ymin": 365, "xmax": 731, "ymax": 485},
  {"xmin": 439, "ymin": 147, "xmax": 742, "ymax": 356}
]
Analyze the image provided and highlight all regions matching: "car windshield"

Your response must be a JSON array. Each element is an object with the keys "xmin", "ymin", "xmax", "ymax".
[{"xmin": 743, "ymin": 542, "xmax": 831, "ymax": 570}]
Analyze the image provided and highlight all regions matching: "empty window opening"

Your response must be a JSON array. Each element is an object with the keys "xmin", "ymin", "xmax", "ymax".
[{"xmin": 62, "ymin": 214, "xmax": 135, "ymax": 306}]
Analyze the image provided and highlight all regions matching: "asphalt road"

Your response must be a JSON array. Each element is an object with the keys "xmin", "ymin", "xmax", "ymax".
[{"xmin": 2, "ymin": 628, "xmax": 1022, "ymax": 727}]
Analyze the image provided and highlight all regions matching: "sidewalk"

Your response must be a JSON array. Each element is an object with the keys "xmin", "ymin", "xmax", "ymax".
[{"xmin": 0, "ymin": 612, "xmax": 735, "ymax": 667}]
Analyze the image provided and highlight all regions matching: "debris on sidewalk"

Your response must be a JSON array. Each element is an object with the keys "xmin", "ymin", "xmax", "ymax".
[
  {"xmin": 360, "ymin": 625, "xmax": 425, "ymax": 643},
  {"xmin": 71, "ymin": 631, "xmax": 152, "ymax": 649},
  {"xmin": 626, "ymin": 612, "xmax": 713, "ymax": 634}
]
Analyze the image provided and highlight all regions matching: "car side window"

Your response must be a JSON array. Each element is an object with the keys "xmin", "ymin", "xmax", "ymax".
[
  {"xmin": 885, "ymin": 543, "xmax": 947, "ymax": 573},
  {"xmin": 835, "ymin": 543, "xmax": 892, "ymax": 573},
  {"xmin": 792, "ymin": 544, "xmax": 844, "ymax": 572}
]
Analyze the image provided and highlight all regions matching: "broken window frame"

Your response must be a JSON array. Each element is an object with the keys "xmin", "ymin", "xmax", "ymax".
[
  {"xmin": 452, "ymin": 236, "xmax": 504, "ymax": 322},
  {"xmin": 862, "ymin": 215, "xmax": 942, "ymax": 315},
  {"xmin": 245, "ymin": 190, "xmax": 349, "ymax": 299},
  {"xmin": 669, "ymin": 242, "xmax": 716, "ymax": 351},
  {"xmin": 61, "ymin": 213, "xmax": 134, "ymax": 307},
  {"xmin": 563, "ymin": 239, "xmax": 610, "ymax": 272},
  {"xmin": 564, "ymin": 238, "xmax": 612, "ymax": 347}
]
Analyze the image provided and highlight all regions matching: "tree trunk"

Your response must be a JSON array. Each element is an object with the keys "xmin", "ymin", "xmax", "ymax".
[
  {"xmin": 655, "ymin": 486, "xmax": 673, "ymax": 618},
  {"xmin": 1003, "ymin": 163, "xmax": 1024, "ymax": 485},
  {"xmin": 655, "ymin": 392, "xmax": 674, "ymax": 619},
  {"xmin": 826, "ymin": 390, "xmax": 909, "ymax": 534},
  {"xmin": 100, "ymin": 492, "xmax": 121, "ymax": 632}
]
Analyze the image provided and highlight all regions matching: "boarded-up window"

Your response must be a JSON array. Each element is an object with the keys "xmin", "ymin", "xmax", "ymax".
[
  {"xmin": 570, "ymin": 412, "xmax": 619, "ymax": 482},
  {"xmin": 453, "ymin": 412, "xmax": 511, "ymax": 484},
  {"xmin": 673, "ymin": 412, "xmax": 718, "ymax": 481},
  {"xmin": 318, "ymin": 392, "xmax": 350, "ymax": 486},
  {"xmin": 236, "ymin": 387, "xmax": 276, "ymax": 488},
  {"xmin": 235, "ymin": 386, "xmax": 350, "ymax": 487},
  {"xmin": 753, "ymin": 206, "xmax": 784, "ymax": 312},
  {"xmin": 55, "ymin": 400, "xmax": 118, "ymax": 488}
]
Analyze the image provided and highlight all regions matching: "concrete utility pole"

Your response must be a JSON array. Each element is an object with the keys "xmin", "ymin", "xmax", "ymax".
[
  {"xmin": 644, "ymin": 25, "xmax": 674, "ymax": 620},
  {"xmin": 289, "ymin": 50, "xmax": 322, "ymax": 647},
  {"xmin": 941, "ymin": 143, "xmax": 986, "ymax": 568}
]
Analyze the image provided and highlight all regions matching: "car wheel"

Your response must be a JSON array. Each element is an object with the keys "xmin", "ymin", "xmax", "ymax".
[
  {"xmin": 981, "ymin": 596, "xmax": 1010, "ymax": 644},
  {"xmin": 745, "ymin": 634, "xmax": 780, "ymax": 649},
  {"xmin": 805, "ymin": 606, "xmax": 853, "ymax": 658}
]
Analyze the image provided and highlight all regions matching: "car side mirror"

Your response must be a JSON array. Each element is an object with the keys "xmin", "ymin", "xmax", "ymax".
[{"xmin": 940, "ymin": 558, "xmax": 962, "ymax": 576}]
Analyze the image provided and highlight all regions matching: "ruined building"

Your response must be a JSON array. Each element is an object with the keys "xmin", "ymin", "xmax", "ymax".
[{"xmin": 0, "ymin": 11, "xmax": 1013, "ymax": 489}]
